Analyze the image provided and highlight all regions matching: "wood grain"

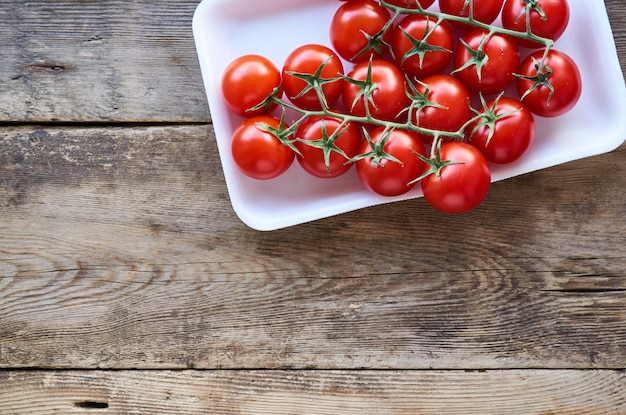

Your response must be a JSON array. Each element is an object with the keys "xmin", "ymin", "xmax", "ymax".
[
  {"xmin": 1, "ymin": 126, "xmax": 625, "ymax": 369},
  {"xmin": 0, "ymin": 0, "xmax": 209, "ymax": 122},
  {"xmin": 607, "ymin": 0, "xmax": 626, "ymax": 72},
  {"xmin": 1, "ymin": 370, "xmax": 624, "ymax": 414},
  {"xmin": 1, "ymin": 0, "xmax": 626, "ymax": 412}
]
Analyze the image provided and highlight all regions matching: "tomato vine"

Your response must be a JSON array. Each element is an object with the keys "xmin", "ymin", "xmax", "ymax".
[{"xmin": 221, "ymin": 0, "xmax": 580, "ymax": 213}]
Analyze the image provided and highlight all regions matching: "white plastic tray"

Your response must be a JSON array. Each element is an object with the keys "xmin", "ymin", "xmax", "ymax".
[{"xmin": 193, "ymin": 0, "xmax": 626, "ymax": 231}]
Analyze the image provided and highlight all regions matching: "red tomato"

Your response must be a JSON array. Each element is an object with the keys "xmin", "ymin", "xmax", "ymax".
[
  {"xmin": 516, "ymin": 49, "xmax": 581, "ymax": 117},
  {"xmin": 221, "ymin": 55, "xmax": 281, "ymax": 118},
  {"xmin": 384, "ymin": 0, "xmax": 436, "ymax": 9},
  {"xmin": 467, "ymin": 96, "xmax": 535, "ymax": 164},
  {"xmin": 330, "ymin": 0, "xmax": 392, "ymax": 63},
  {"xmin": 282, "ymin": 44, "xmax": 344, "ymax": 111},
  {"xmin": 501, "ymin": 0, "xmax": 570, "ymax": 49},
  {"xmin": 356, "ymin": 127, "xmax": 427, "ymax": 196},
  {"xmin": 294, "ymin": 116, "xmax": 362, "ymax": 178},
  {"xmin": 420, "ymin": 142, "xmax": 491, "ymax": 214},
  {"xmin": 390, "ymin": 15, "xmax": 454, "ymax": 79},
  {"xmin": 453, "ymin": 30, "xmax": 519, "ymax": 95},
  {"xmin": 439, "ymin": 0, "xmax": 505, "ymax": 30},
  {"xmin": 412, "ymin": 74, "xmax": 472, "ymax": 144},
  {"xmin": 231, "ymin": 116, "xmax": 295, "ymax": 180},
  {"xmin": 342, "ymin": 59, "xmax": 409, "ymax": 122}
]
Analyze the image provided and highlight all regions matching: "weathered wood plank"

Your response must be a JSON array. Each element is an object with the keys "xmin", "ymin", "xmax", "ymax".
[
  {"xmin": 0, "ymin": 0, "xmax": 209, "ymax": 122},
  {"xmin": 0, "ymin": 370, "xmax": 624, "ymax": 414},
  {"xmin": 1, "ymin": 126, "xmax": 625, "ymax": 369},
  {"xmin": 607, "ymin": 0, "xmax": 626, "ymax": 72}
]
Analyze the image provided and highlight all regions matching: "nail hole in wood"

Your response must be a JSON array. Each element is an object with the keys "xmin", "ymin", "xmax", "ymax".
[{"xmin": 74, "ymin": 401, "xmax": 109, "ymax": 409}]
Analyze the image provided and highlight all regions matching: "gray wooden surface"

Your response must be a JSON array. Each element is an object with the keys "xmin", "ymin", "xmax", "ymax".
[{"xmin": 1, "ymin": 0, "xmax": 625, "ymax": 413}]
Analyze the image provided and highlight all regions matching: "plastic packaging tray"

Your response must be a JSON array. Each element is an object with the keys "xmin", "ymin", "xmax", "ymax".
[{"xmin": 193, "ymin": 0, "xmax": 626, "ymax": 230}]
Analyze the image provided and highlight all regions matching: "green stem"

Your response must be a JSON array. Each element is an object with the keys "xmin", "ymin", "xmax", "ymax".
[{"xmin": 379, "ymin": 0, "xmax": 554, "ymax": 49}]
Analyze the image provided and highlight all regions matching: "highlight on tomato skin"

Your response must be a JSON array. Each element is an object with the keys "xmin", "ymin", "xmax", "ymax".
[
  {"xmin": 230, "ymin": 116, "xmax": 295, "ymax": 180},
  {"xmin": 221, "ymin": 55, "xmax": 282, "ymax": 118}
]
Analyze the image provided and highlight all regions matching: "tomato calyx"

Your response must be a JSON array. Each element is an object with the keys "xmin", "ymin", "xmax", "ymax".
[
  {"xmin": 451, "ymin": 32, "xmax": 490, "ymax": 82},
  {"xmin": 349, "ymin": 127, "xmax": 403, "ymax": 167},
  {"xmin": 341, "ymin": 58, "xmax": 380, "ymax": 117},
  {"xmin": 256, "ymin": 112, "xmax": 301, "ymax": 156},
  {"xmin": 403, "ymin": 78, "xmax": 446, "ymax": 118},
  {"xmin": 397, "ymin": 20, "xmax": 453, "ymax": 67},
  {"xmin": 284, "ymin": 57, "xmax": 343, "ymax": 110},
  {"xmin": 515, "ymin": 55, "xmax": 555, "ymax": 103},
  {"xmin": 516, "ymin": 0, "xmax": 548, "ymax": 25},
  {"xmin": 460, "ymin": 0, "xmax": 473, "ymax": 16},
  {"xmin": 409, "ymin": 139, "xmax": 464, "ymax": 184},
  {"xmin": 353, "ymin": 18, "xmax": 395, "ymax": 62},
  {"xmin": 295, "ymin": 118, "xmax": 353, "ymax": 174},
  {"xmin": 470, "ymin": 93, "xmax": 520, "ymax": 146},
  {"xmin": 248, "ymin": 85, "xmax": 284, "ymax": 115}
]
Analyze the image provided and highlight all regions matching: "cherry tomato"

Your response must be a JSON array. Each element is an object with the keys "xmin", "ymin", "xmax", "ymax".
[
  {"xmin": 467, "ymin": 96, "xmax": 535, "ymax": 164},
  {"xmin": 356, "ymin": 127, "xmax": 427, "ymax": 196},
  {"xmin": 390, "ymin": 15, "xmax": 454, "ymax": 79},
  {"xmin": 439, "ymin": 0, "xmax": 505, "ymax": 31},
  {"xmin": 501, "ymin": 0, "xmax": 570, "ymax": 49},
  {"xmin": 385, "ymin": 0, "xmax": 436, "ymax": 9},
  {"xmin": 421, "ymin": 142, "xmax": 491, "ymax": 214},
  {"xmin": 231, "ymin": 116, "xmax": 295, "ymax": 180},
  {"xmin": 282, "ymin": 44, "xmax": 344, "ymax": 111},
  {"xmin": 294, "ymin": 116, "xmax": 362, "ymax": 178},
  {"xmin": 412, "ymin": 74, "xmax": 472, "ymax": 144},
  {"xmin": 342, "ymin": 59, "xmax": 409, "ymax": 122},
  {"xmin": 221, "ymin": 55, "xmax": 281, "ymax": 118},
  {"xmin": 516, "ymin": 49, "xmax": 581, "ymax": 117},
  {"xmin": 453, "ymin": 30, "xmax": 519, "ymax": 95},
  {"xmin": 330, "ymin": 0, "xmax": 392, "ymax": 63}
]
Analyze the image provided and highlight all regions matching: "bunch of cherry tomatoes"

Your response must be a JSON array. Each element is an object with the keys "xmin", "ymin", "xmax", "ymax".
[{"xmin": 220, "ymin": 0, "xmax": 581, "ymax": 214}]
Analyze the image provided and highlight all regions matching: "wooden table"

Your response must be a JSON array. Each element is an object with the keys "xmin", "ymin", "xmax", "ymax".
[{"xmin": 1, "ymin": 1, "xmax": 625, "ymax": 413}]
